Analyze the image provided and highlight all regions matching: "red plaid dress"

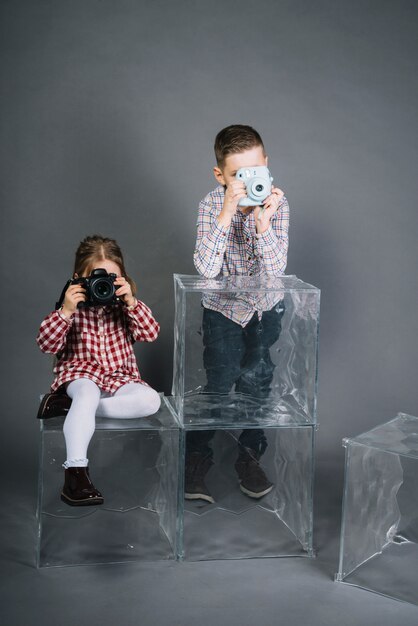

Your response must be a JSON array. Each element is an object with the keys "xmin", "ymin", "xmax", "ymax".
[{"xmin": 37, "ymin": 300, "xmax": 160, "ymax": 393}]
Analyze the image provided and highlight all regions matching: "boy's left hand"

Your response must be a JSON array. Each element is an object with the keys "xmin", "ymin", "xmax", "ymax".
[
  {"xmin": 114, "ymin": 277, "xmax": 136, "ymax": 307},
  {"xmin": 254, "ymin": 186, "xmax": 285, "ymax": 234}
]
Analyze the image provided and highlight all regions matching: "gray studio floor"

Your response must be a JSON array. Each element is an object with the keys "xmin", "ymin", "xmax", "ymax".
[{"xmin": 2, "ymin": 459, "xmax": 418, "ymax": 626}]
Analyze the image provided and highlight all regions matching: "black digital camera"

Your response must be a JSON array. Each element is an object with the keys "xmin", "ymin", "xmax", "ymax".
[{"xmin": 56, "ymin": 268, "xmax": 119, "ymax": 310}]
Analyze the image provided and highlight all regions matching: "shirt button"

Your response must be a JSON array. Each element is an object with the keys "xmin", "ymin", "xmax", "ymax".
[{"xmin": 248, "ymin": 256, "xmax": 252, "ymax": 261}]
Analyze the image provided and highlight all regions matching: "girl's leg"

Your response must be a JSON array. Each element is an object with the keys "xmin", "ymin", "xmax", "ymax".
[
  {"xmin": 96, "ymin": 382, "xmax": 161, "ymax": 419},
  {"xmin": 63, "ymin": 378, "xmax": 101, "ymax": 467}
]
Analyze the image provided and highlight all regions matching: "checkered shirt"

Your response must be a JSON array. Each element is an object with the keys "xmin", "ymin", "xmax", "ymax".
[
  {"xmin": 37, "ymin": 300, "xmax": 160, "ymax": 393},
  {"xmin": 193, "ymin": 186, "xmax": 289, "ymax": 325}
]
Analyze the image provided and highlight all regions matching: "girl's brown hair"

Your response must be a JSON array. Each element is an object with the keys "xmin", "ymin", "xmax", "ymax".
[{"xmin": 73, "ymin": 235, "xmax": 136, "ymax": 295}]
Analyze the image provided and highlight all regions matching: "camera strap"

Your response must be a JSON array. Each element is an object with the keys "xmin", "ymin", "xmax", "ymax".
[{"xmin": 55, "ymin": 279, "xmax": 73, "ymax": 310}]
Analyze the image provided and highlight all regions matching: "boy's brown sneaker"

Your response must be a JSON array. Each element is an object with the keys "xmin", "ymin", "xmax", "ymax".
[
  {"xmin": 184, "ymin": 452, "xmax": 215, "ymax": 503},
  {"xmin": 235, "ymin": 447, "xmax": 273, "ymax": 499}
]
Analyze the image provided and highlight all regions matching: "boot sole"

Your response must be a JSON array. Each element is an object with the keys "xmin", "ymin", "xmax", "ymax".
[
  {"xmin": 61, "ymin": 492, "xmax": 104, "ymax": 506},
  {"xmin": 184, "ymin": 492, "xmax": 215, "ymax": 504},
  {"xmin": 239, "ymin": 483, "xmax": 273, "ymax": 499}
]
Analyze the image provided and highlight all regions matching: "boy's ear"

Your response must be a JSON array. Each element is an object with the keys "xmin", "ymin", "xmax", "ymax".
[
  {"xmin": 265, "ymin": 154, "xmax": 269, "ymax": 166},
  {"xmin": 213, "ymin": 166, "xmax": 226, "ymax": 186}
]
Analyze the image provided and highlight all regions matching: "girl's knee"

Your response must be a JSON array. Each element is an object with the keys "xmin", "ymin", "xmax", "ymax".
[
  {"xmin": 146, "ymin": 388, "xmax": 161, "ymax": 415},
  {"xmin": 67, "ymin": 378, "xmax": 101, "ymax": 403}
]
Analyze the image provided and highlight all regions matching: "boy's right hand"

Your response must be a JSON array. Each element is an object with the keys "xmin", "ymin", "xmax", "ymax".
[
  {"xmin": 61, "ymin": 283, "xmax": 86, "ymax": 317},
  {"xmin": 217, "ymin": 180, "xmax": 247, "ymax": 226}
]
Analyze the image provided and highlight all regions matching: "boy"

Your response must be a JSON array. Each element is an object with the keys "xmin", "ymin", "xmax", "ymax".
[{"xmin": 186, "ymin": 125, "xmax": 289, "ymax": 503}]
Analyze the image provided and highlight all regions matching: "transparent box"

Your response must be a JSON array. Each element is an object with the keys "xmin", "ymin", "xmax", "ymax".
[
  {"xmin": 336, "ymin": 413, "xmax": 418, "ymax": 605},
  {"xmin": 176, "ymin": 419, "xmax": 315, "ymax": 561},
  {"xmin": 168, "ymin": 275, "xmax": 320, "ymax": 427},
  {"xmin": 37, "ymin": 397, "xmax": 180, "ymax": 567}
]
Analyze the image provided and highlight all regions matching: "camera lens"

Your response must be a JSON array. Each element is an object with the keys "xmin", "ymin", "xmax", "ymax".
[
  {"xmin": 91, "ymin": 278, "xmax": 114, "ymax": 303},
  {"xmin": 96, "ymin": 281, "xmax": 111, "ymax": 297},
  {"xmin": 251, "ymin": 178, "xmax": 266, "ymax": 198},
  {"xmin": 250, "ymin": 176, "xmax": 271, "ymax": 201}
]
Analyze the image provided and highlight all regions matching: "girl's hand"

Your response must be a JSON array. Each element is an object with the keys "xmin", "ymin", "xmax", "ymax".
[
  {"xmin": 61, "ymin": 283, "xmax": 86, "ymax": 317},
  {"xmin": 254, "ymin": 186, "xmax": 285, "ymax": 234},
  {"xmin": 114, "ymin": 277, "xmax": 136, "ymax": 307}
]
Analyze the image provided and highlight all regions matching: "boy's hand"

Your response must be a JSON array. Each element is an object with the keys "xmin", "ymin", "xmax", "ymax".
[
  {"xmin": 61, "ymin": 283, "xmax": 86, "ymax": 317},
  {"xmin": 217, "ymin": 180, "xmax": 247, "ymax": 226},
  {"xmin": 115, "ymin": 277, "xmax": 136, "ymax": 307},
  {"xmin": 254, "ymin": 186, "xmax": 285, "ymax": 234}
]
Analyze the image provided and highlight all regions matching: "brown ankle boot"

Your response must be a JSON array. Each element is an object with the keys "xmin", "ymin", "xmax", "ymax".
[
  {"xmin": 37, "ymin": 392, "xmax": 72, "ymax": 419},
  {"xmin": 61, "ymin": 467, "xmax": 104, "ymax": 506}
]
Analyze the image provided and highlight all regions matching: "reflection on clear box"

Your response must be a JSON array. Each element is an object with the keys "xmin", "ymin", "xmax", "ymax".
[
  {"xmin": 336, "ymin": 413, "xmax": 418, "ymax": 605},
  {"xmin": 177, "ymin": 422, "xmax": 316, "ymax": 561},
  {"xmin": 167, "ymin": 274, "xmax": 320, "ymax": 562},
  {"xmin": 37, "ymin": 399, "xmax": 180, "ymax": 568},
  {"xmin": 169, "ymin": 274, "xmax": 320, "ymax": 427}
]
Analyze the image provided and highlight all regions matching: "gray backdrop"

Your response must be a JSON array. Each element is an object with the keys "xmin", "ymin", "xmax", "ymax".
[{"xmin": 1, "ymin": 1, "xmax": 418, "ymax": 625}]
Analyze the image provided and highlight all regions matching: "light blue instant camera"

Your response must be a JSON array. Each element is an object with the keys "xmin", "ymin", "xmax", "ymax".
[{"xmin": 236, "ymin": 165, "xmax": 273, "ymax": 207}]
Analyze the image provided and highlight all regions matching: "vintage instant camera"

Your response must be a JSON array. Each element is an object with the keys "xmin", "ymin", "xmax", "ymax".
[
  {"xmin": 236, "ymin": 165, "xmax": 273, "ymax": 207},
  {"xmin": 56, "ymin": 268, "xmax": 119, "ymax": 310}
]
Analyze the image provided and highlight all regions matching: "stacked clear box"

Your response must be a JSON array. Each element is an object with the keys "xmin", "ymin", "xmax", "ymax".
[
  {"xmin": 166, "ymin": 274, "xmax": 321, "ymax": 561},
  {"xmin": 37, "ymin": 398, "xmax": 180, "ymax": 567},
  {"xmin": 336, "ymin": 413, "xmax": 418, "ymax": 605},
  {"xmin": 168, "ymin": 275, "xmax": 320, "ymax": 427}
]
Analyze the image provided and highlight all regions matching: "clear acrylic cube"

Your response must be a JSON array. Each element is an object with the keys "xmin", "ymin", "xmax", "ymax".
[
  {"xmin": 336, "ymin": 413, "xmax": 418, "ymax": 605},
  {"xmin": 37, "ymin": 398, "xmax": 180, "ymax": 567},
  {"xmin": 177, "ymin": 420, "xmax": 315, "ymax": 561},
  {"xmin": 168, "ymin": 275, "xmax": 320, "ymax": 427}
]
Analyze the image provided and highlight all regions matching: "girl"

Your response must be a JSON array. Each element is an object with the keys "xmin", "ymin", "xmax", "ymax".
[{"xmin": 37, "ymin": 235, "xmax": 161, "ymax": 507}]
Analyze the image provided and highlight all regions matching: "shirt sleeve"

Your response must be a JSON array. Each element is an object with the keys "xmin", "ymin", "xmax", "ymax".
[
  {"xmin": 255, "ymin": 197, "xmax": 290, "ymax": 276},
  {"xmin": 193, "ymin": 197, "xmax": 230, "ymax": 278},
  {"xmin": 124, "ymin": 300, "xmax": 160, "ymax": 342},
  {"xmin": 36, "ymin": 310, "xmax": 74, "ymax": 354}
]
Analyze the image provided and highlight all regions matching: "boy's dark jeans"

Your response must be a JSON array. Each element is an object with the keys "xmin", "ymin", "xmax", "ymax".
[{"xmin": 186, "ymin": 301, "xmax": 285, "ymax": 460}]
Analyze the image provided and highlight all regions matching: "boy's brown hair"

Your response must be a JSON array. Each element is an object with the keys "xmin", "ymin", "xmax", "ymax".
[
  {"xmin": 214, "ymin": 125, "xmax": 265, "ymax": 167},
  {"xmin": 73, "ymin": 235, "xmax": 136, "ymax": 295}
]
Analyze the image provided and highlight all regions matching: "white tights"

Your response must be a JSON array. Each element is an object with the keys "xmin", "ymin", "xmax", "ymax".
[{"xmin": 63, "ymin": 378, "xmax": 161, "ymax": 468}]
